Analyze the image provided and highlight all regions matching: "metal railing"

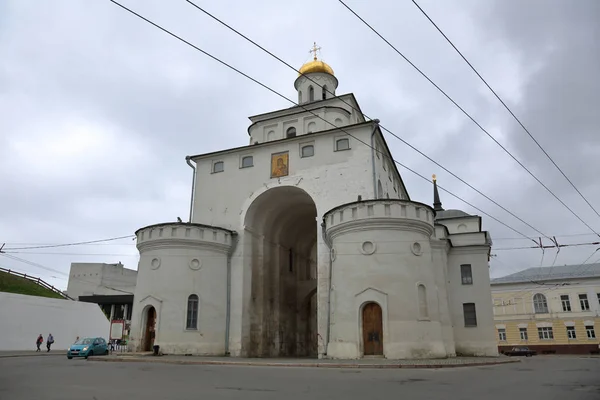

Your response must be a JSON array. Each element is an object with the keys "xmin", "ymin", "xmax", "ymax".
[{"xmin": 0, "ymin": 267, "xmax": 74, "ymax": 300}]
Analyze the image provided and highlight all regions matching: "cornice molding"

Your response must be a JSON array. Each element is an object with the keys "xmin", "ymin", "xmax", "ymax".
[
  {"xmin": 326, "ymin": 217, "xmax": 433, "ymax": 241},
  {"xmin": 137, "ymin": 239, "xmax": 231, "ymax": 255}
]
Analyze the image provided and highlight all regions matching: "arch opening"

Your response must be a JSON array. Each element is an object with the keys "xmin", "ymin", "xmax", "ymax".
[
  {"xmin": 142, "ymin": 306, "xmax": 156, "ymax": 352},
  {"xmin": 243, "ymin": 186, "xmax": 318, "ymax": 357}
]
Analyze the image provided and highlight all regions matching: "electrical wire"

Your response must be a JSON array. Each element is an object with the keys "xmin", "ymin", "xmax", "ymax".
[
  {"xmin": 410, "ymin": 0, "xmax": 600, "ymax": 223},
  {"xmin": 182, "ymin": 0, "xmax": 549, "ymax": 243},
  {"xmin": 338, "ymin": 0, "xmax": 600, "ymax": 238},
  {"xmin": 104, "ymin": 0, "xmax": 537, "ymax": 242},
  {"xmin": 3, "ymin": 235, "xmax": 135, "ymax": 251}
]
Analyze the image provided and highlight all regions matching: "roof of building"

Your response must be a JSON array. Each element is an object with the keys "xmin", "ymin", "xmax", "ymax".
[
  {"xmin": 435, "ymin": 209, "xmax": 472, "ymax": 219},
  {"xmin": 491, "ymin": 263, "xmax": 600, "ymax": 284}
]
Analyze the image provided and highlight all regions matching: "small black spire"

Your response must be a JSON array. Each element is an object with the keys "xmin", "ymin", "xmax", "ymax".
[{"xmin": 432, "ymin": 174, "xmax": 444, "ymax": 212}]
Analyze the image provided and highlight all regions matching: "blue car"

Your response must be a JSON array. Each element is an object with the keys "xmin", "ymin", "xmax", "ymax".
[{"xmin": 67, "ymin": 337, "xmax": 109, "ymax": 359}]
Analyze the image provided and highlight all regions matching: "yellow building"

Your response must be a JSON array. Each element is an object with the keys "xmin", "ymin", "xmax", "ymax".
[{"xmin": 491, "ymin": 263, "xmax": 600, "ymax": 355}]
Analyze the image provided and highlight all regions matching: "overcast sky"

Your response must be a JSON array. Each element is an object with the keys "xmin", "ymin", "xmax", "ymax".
[{"xmin": 1, "ymin": 0, "xmax": 599, "ymax": 290}]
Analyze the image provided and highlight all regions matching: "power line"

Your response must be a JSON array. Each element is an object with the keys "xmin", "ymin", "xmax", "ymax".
[
  {"xmin": 410, "ymin": 0, "xmax": 600, "ymax": 224},
  {"xmin": 3, "ymin": 235, "xmax": 135, "ymax": 251},
  {"xmin": 183, "ymin": 0, "xmax": 549, "ymax": 243},
  {"xmin": 494, "ymin": 240, "xmax": 600, "ymax": 251},
  {"xmin": 106, "ymin": 0, "xmax": 537, "ymax": 242},
  {"xmin": 338, "ymin": 0, "xmax": 600, "ymax": 238}
]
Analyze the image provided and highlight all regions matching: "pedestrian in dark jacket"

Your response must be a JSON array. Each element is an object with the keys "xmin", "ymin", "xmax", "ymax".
[{"xmin": 46, "ymin": 334, "xmax": 54, "ymax": 352}]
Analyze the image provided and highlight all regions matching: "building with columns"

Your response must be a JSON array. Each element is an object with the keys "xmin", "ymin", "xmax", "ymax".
[{"xmin": 128, "ymin": 47, "xmax": 498, "ymax": 359}]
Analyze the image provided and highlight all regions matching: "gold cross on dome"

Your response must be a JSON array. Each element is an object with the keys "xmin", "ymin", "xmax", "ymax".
[{"xmin": 310, "ymin": 42, "xmax": 321, "ymax": 60}]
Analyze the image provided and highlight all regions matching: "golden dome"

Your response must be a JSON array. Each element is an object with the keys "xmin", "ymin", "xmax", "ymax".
[
  {"xmin": 298, "ymin": 59, "xmax": 334, "ymax": 76},
  {"xmin": 298, "ymin": 42, "xmax": 334, "ymax": 76}
]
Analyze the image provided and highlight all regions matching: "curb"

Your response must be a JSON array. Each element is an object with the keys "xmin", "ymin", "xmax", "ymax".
[
  {"xmin": 87, "ymin": 356, "xmax": 520, "ymax": 369},
  {"xmin": 0, "ymin": 353, "xmax": 65, "ymax": 359}
]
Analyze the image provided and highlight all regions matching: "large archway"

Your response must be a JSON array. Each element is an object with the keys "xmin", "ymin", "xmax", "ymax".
[
  {"xmin": 243, "ymin": 186, "xmax": 318, "ymax": 357},
  {"xmin": 142, "ymin": 306, "xmax": 156, "ymax": 352}
]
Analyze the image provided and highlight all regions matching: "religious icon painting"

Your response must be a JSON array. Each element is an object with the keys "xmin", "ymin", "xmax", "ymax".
[{"xmin": 270, "ymin": 151, "xmax": 289, "ymax": 178}]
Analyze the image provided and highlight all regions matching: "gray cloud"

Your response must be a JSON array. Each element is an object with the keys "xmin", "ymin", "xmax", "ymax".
[{"xmin": 1, "ymin": 0, "xmax": 598, "ymax": 288}]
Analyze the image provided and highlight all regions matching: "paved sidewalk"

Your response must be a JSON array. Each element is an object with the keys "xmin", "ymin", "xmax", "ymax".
[
  {"xmin": 87, "ymin": 354, "xmax": 520, "ymax": 369},
  {"xmin": 0, "ymin": 351, "xmax": 65, "ymax": 358}
]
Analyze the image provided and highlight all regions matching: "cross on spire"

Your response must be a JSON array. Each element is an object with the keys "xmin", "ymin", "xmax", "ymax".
[{"xmin": 310, "ymin": 42, "xmax": 321, "ymax": 61}]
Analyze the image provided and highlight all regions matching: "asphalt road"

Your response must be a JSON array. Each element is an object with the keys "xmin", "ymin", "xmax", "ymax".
[{"xmin": 0, "ymin": 355, "xmax": 598, "ymax": 400}]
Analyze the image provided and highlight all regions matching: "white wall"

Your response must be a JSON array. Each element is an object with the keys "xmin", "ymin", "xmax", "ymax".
[
  {"xmin": 0, "ymin": 292, "xmax": 110, "ymax": 351},
  {"xmin": 130, "ymin": 223, "xmax": 233, "ymax": 355},
  {"xmin": 446, "ymin": 248, "xmax": 497, "ymax": 356},
  {"xmin": 192, "ymin": 123, "xmax": 378, "ymax": 230},
  {"xmin": 324, "ymin": 200, "xmax": 448, "ymax": 359}
]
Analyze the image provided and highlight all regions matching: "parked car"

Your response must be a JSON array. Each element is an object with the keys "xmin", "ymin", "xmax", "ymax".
[
  {"xmin": 505, "ymin": 346, "xmax": 537, "ymax": 357},
  {"xmin": 67, "ymin": 337, "xmax": 109, "ymax": 359}
]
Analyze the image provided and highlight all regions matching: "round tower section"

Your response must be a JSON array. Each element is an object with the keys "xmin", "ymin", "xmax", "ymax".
[
  {"xmin": 323, "ymin": 199, "xmax": 448, "ymax": 359},
  {"xmin": 129, "ymin": 222, "xmax": 236, "ymax": 355}
]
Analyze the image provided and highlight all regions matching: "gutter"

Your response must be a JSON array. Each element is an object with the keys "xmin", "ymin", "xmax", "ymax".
[
  {"xmin": 185, "ymin": 156, "xmax": 196, "ymax": 223},
  {"xmin": 321, "ymin": 220, "xmax": 333, "ymax": 357},
  {"xmin": 369, "ymin": 119, "xmax": 381, "ymax": 198},
  {"xmin": 225, "ymin": 232, "xmax": 240, "ymax": 356}
]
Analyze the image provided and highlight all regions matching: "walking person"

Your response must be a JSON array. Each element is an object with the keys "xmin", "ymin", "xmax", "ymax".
[
  {"xmin": 36, "ymin": 334, "xmax": 43, "ymax": 352},
  {"xmin": 46, "ymin": 333, "xmax": 54, "ymax": 352}
]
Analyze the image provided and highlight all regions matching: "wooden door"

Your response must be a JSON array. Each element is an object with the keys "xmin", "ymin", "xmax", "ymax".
[
  {"xmin": 362, "ymin": 303, "xmax": 383, "ymax": 356},
  {"xmin": 143, "ymin": 307, "xmax": 156, "ymax": 351}
]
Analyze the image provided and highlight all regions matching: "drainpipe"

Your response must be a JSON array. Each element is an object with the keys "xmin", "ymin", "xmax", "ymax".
[
  {"xmin": 185, "ymin": 156, "xmax": 196, "ymax": 223},
  {"xmin": 321, "ymin": 220, "xmax": 333, "ymax": 356},
  {"xmin": 369, "ymin": 119, "xmax": 381, "ymax": 199},
  {"xmin": 225, "ymin": 232, "xmax": 239, "ymax": 356}
]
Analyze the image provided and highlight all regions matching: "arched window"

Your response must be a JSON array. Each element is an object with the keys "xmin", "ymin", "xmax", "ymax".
[
  {"xmin": 418, "ymin": 284, "xmax": 428, "ymax": 318},
  {"xmin": 212, "ymin": 161, "xmax": 224, "ymax": 173},
  {"xmin": 309, "ymin": 86, "xmax": 314, "ymax": 102},
  {"xmin": 301, "ymin": 145, "xmax": 314, "ymax": 158},
  {"xmin": 186, "ymin": 294, "xmax": 199, "ymax": 329},
  {"xmin": 377, "ymin": 180, "xmax": 383, "ymax": 199},
  {"xmin": 298, "ymin": 90, "xmax": 303, "ymax": 103},
  {"xmin": 241, "ymin": 156, "xmax": 253, "ymax": 168},
  {"xmin": 286, "ymin": 127, "xmax": 296, "ymax": 138},
  {"xmin": 335, "ymin": 138, "xmax": 350, "ymax": 151},
  {"xmin": 533, "ymin": 293, "xmax": 548, "ymax": 314},
  {"xmin": 322, "ymin": 85, "xmax": 328, "ymax": 100},
  {"xmin": 307, "ymin": 122, "xmax": 316, "ymax": 133}
]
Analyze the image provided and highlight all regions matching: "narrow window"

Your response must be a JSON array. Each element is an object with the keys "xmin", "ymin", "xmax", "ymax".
[
  {"xmin": 533, "ymin": 293, "xmax": 549, "ymax": 314},
  {"xmin": 498, "ymin": 328, "xmax": 506, "ymax": 341},
  {"xmin": 519, "ymin": 327, "xmax": 528, "ymax": 340},
  {"xmin": 301, "ymin": 145, "xmax": 314, "ymax": 158},
  {"xmin": 566, "ymin": 326, "xmax": 577, "ymax": 339},
  {"xmin": 322, "ymin": 84, "xmax": 328, "ymax": 100},
  {"xmin": 537, "ymin": 326, "xmax": 554, "ymax": 340},
  {"xmin": 298, "ymin": 90, "xmax": 303, "ymax": 103},
  {"xmin": 463, "ymin": 303, "xmax": 477, "ymax": 327},
  {"xmin": 212, "ymin": 161, "xmax": 224, "ymax": 173},
  {"xmin": 586, "ymin": 325, "xmax": 596, "ymax": 339},
  {"xmin": 309, "ymin": 86, "xmax": 314, "ymax": 102},
  {"xmin": 377, "ymin": 180, "xmax": 383, "ymax": 199},
  {"xmin": 560, "ymin": 295, "xmax": 571, "ymax": 312},
  {"xmin": 186, "ymin": 294, "xmax": 199, "ymax": 330},
  {"xmin": 460, "ymin": 264, "xmax": 473, "ymax": 285},
  {"xmin": 579, "ymin": 294, "xmax": 590, "ymax": 311},
  {"xmin": 335, "ymin": 138, "xmax": 350, "ymax": 151},
  {"xmin": 417, "ymin": 284, "xmax": 428, "ymax": 318},
  {"xmin": 241, "ymin": 156, "xmax": 253, "ymax": 168},
  {"xmin": 286, "ymin": 127, "xmax": 296, "ymax": 138}
]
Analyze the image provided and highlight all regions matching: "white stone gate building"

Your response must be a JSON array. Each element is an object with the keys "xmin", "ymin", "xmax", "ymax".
[{"xmin": 129, "ymin": 50, "xmax": 498, "ymax": 359}]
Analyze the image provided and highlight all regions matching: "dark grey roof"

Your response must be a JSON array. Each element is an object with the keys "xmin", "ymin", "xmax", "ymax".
[
  {"xmin": 435, "ymin": 209, "xmax": 471, "ymax": 219},
  {"xmin": 491, "ymin": 263, "xmax": 600, "ymax": 284}
]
